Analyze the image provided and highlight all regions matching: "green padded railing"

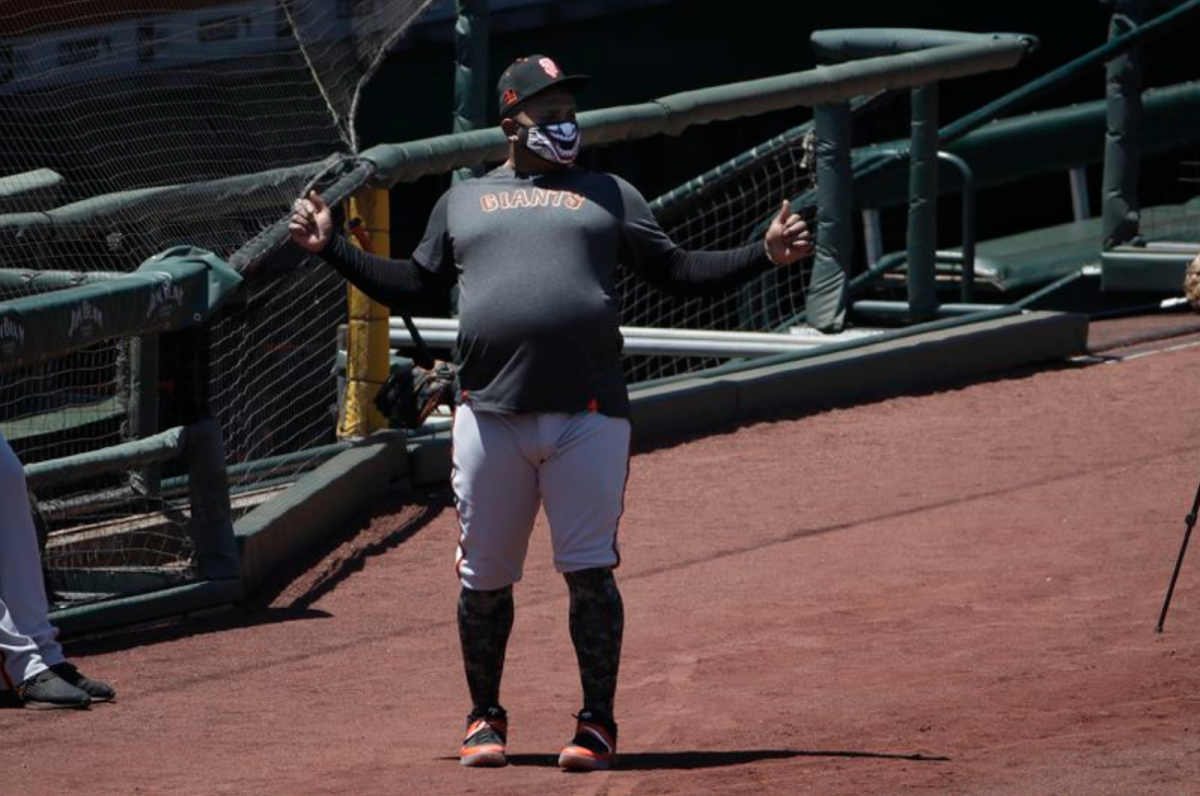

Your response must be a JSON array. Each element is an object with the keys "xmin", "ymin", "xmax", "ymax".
[{"xmin": 0, "ymin": 247, "xmax": 242, "ymax": 372}]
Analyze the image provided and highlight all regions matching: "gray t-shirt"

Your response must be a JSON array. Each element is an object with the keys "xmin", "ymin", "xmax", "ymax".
[
  {"xmin": 415, "ymin": 166, "xmax": 684, "ymax": 417},
  {"xmin": 323, "ymin": 164, "xmax": 768, "ymax": 419}
]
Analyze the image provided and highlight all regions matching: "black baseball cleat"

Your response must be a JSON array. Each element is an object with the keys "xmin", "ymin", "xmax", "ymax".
[
  {"xmin": 14, "ymin": 669, "xmax": 91, "ymax": 710},
  {"xmin": 558, "ymin": 709, "xmax": 618, "ymax": 771},
  {"xmin": 50, "ymin": 662, "xmax": 115, "ymax": 703},
  {"xmin": 460, "ymin": 705, "xmax": 508, "ymax": 767}
]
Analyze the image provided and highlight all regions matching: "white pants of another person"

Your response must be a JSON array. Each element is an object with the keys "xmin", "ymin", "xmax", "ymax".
[
  {"xmin": 0, "ymin": 431, "xmax": 63, "ymax": 689},
  {"xmin": 452, "ymin": 404, "xmax": 632, "ymax": 591}
]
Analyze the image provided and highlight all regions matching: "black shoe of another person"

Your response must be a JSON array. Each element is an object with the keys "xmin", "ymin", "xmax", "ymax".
[
  {"xmin": 559, "ymin": 709, "xmax": 618, "ymax": 771},
  {"xmin": 50, "ymin": 662, "xmax": 115, "ymax": 703},
  {"xmin": 14, "ymin": 669, "xmax": 91, "ymax": 710}
]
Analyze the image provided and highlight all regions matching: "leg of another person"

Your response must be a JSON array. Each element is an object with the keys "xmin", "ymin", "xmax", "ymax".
[
  {"xmin": 0, "ymin": 433, "xmax": 62, "ymax": 666},
  {"xmin": 0, "ymin": 596, "xmax": 47, "ymax": 693},
  {"xmin": 0, "ymin": 432, "xmax": 114, "ymax": 703},
  {"xmin": 0, "ymin": 596, "xmax": 89, "ymax": 709}
]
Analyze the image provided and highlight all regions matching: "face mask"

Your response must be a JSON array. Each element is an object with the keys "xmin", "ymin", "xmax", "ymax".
[{"xmin": 519, "ymin": 120, "xmax": 580, "ymax": 165}]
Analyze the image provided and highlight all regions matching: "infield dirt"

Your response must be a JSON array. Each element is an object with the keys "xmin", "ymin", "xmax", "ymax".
[{"xmin": 6, "ymin": 317, "xmax": 1200, "ymax": 795}]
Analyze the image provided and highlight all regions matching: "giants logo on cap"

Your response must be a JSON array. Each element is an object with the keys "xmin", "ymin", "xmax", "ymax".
[{"xmin": 539, "ymin": 58, "xmax": 560, "ymax": 78}]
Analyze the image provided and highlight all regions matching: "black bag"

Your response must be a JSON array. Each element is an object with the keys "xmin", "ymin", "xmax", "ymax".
[{"xmin": 373, "ymin": 313, "xmax": 457, "ymax": 430}]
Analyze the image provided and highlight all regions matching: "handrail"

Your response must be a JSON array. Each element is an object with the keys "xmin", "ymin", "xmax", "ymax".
[
  {"xmin": 0, "ymin": 33, "xmax": 1036, "ymax": 282},
  {"xmin": 937, "ymin": 151, "xmax": 977, "ymax": 302},
  {"xmin": 360, "ymin": 36, "xmax": 1034, "ymax": 188},
  {"xmin": 648, "ymin": 91, "xmax": 889, "ymax": 224},
  {"xmin": 940, "ymin": 0, "xmax": 1200, "ymax": 146},
  {"xmin": 0, "ymin": 247, "xmax": 243, "ymax": 372}
]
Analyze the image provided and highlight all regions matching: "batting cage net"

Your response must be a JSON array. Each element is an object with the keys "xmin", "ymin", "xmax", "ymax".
[{"xmin": 0, "ymin": 0, "xmax": 434, "ymax": 607}]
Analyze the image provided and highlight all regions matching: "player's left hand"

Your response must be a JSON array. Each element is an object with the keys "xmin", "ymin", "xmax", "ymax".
[{"xmin": 764, "ymin": 200, "xmax": 814, "ymax": 266}]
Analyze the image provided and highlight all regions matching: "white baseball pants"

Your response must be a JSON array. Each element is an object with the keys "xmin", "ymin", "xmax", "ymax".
[
  {"xmin": 0, "ymin": 431, "xmax": 62, "ymax": 688},
  {"xmin": 452, "ymin": 404, "xmax": 632, "ymax": 591}
]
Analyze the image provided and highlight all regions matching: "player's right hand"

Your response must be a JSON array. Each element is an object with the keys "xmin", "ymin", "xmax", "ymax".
[{"xmin": 288, "ymin": 190, "xmax": 334, "ymax": 253}]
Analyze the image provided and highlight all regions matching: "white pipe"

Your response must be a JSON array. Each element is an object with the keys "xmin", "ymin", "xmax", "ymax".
[
  {"xmin": 1068, "ymin": 166, "xmax": 1091, "ymax": 221},
  {"xmin": 1145, "ymin": 241, "xmax": 1200, "ymax": 253},
  {"xmin": 388, "ymin": 317, "xmax": 857, "ymax": 345},
  {"xmin": 387, "ymin": 328, "xmax": 844, "ymax": 358}
]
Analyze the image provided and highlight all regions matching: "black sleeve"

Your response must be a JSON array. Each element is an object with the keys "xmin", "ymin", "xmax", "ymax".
[
  {"xmin": 641, "ymin": 243, "xmax": 772, "ymax": 295},
  {"xmin": 319, "ymin": 233, "xmax": 454, "ymax": 308},
  {"xmin": 317, "ymin": 191, "xmax": 456, "ymax": 307},
  {"xmin": 617, "ymin": 176, "xmax": 771, "ymax": 295}
]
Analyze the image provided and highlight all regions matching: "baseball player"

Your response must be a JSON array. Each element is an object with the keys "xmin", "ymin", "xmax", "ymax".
[
  {"xmin": 290, "ymin": 54, "xmax": 812, "ymax": 770},
  {"xmin": 0, "ymin": 430, "xmax": 115, "ymax": 709}
]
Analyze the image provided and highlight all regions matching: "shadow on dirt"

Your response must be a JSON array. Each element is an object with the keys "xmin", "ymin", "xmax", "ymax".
[
  {"xmin": 63, "ymin": 483, "xmax": 451, "ymax": 656},
  {"xmin": 502, "ymin": 748, "xmax": 950, "ymax": 769}
]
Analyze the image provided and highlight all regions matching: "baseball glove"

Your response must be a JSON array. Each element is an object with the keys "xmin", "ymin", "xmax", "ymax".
[
  {"xmin": 375, "ymin": 359, "xmax": 458, "ymax": 430},
  {"xmin": 1185, "ymin": 253, "xmax": 1200, "ymax": 311}
]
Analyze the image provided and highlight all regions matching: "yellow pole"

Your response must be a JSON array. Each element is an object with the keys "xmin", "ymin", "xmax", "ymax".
[{"xmin": 338, "ymin": 187, "xmax": 391, "ymax": 438}]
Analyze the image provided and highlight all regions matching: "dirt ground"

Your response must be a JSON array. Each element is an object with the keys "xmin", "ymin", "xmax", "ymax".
[{"xmin": 7, "ymin": 315, "xmax": 1200, "ymax": 795}]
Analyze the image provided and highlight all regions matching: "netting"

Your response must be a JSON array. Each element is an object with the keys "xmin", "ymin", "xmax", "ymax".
[
  {"xmin": 38, "ymin": 490, "xmax": 199, "ymax": 606},
  {"xmin": 208, "ymin": 260, "xmax": 346, "ymax": 473},
  {"xmin": 619, "ymin": 92, "xmax": 902, "ymax": 385},
  {"xmin": 0, "ymin": 0, "xmax": 434, "ymax": 606},
  {"xmin": 1, "ymin": 347, "xmax": 123, "ymax": 464},
  {"xmin": 614, "ymin": 124, "xmax": 815, "ymax": 384}
]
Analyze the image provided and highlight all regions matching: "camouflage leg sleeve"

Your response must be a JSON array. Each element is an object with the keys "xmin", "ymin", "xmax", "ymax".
[
  {"xmin": 564, "ymin": 567, "xmax": 624, "ymax": 719},
  {"xmin": 457, "ymin": 585, "xmax": 514, "ymax": 712}
]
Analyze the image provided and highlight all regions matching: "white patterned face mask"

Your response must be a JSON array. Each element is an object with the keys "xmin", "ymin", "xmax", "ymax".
[{"xmin": 521, "ymin": 120, "xmax": 581, "ymax": 165}]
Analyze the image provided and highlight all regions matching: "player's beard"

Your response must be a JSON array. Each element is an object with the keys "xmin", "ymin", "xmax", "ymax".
[{"xmin": 519, "ymin": 120, "xmax": 581, "ymax": 165}]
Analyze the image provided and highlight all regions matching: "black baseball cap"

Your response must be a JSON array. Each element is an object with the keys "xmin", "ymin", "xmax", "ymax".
[{"xmin": 497, "ymin": 54, "xmax": 590, "ymax": 118}]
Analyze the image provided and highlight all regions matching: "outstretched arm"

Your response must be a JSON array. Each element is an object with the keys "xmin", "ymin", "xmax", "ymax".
[
  {"xmin": 319, "ymin": 233, "xmax": 451, "ymax": 307},
  {"xmin": 641, "ymin": 242, "xmax": 772, "ymax": 295},
  {"xmin": 627, "ymin": 184, "xmax": 814, "ymax": 294},
  {"xmin": 288, "ymin": 190, "xmax": 453, "ymax": 306}
]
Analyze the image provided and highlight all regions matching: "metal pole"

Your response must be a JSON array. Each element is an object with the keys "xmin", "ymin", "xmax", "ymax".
[
  {"xmin": 452, "ymin": 0, "xmax": 489, "ymax": 184},
  {"xmin": 861, "ymin": 209, "xmax": 884, "ymax": 270},
  {"xmin": 128, "ymin": 334, "xmax": 160, "ymax": 494},
  {"xmin": 184, "ymin": 419, "xmax": 238, "ymax": 581},
  {"xmin": 807, "ymin": 102, "xmax": 854, "ymax": 333},
  {"xmin": 386, "ymin": 328, "xmax": 841, "ymax": 358},
  {"xmin": 1102, "ymin": 0, "xmax": 1148, "ymax": 249},
  {"xmin": 338, "ymin": 189, "xmax": 391, "ymax": 438},
  {"xmin": 1156, "ymin": 477, "xmax": 1200, "ymax": 632},
  {"xmin": 907, "ymin": 83, "xmax": 940, "ymax": 321},
  {"xmin": 390, "ymin": 317, "xmax": 856, "ymax": 343},
  {"xmin": 851, "ymin": 300, "xmax": 1003, "ymax": 318},
  {"xmin": 1068, "ymin": 167, "xmax": 1092, "ymax": 221},
  {"xmin": 939, "ymin": 0, "xmax": 1200, "ymax": 146},
  {"xmin": 937, "ymin": 151, "xmax": 976, "ymax": 303}
]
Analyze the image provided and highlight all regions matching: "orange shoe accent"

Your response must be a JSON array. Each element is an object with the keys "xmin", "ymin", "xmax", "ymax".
[
  {"xmin": 460, "ymin": 717, "xmax": 508, "ymax": 768},
  {"xmin": 558, "ymin": 721, "xmax": 616, "ymax": 771}
]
